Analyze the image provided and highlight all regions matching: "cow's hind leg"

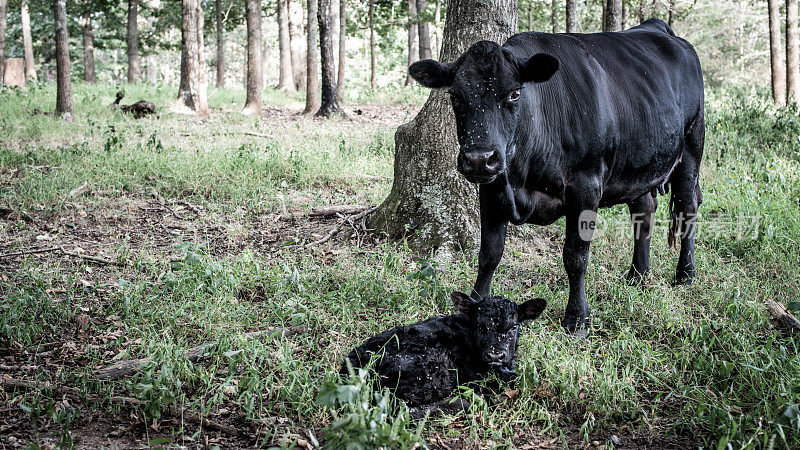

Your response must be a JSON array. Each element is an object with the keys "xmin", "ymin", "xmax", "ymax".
[
  {"xmin": 626, "ymin": 193, "xmax": 658, "ymax": 285},
  {"xmin": 671, "ymin": 115, "xmax": 704, "ymax": 285}
]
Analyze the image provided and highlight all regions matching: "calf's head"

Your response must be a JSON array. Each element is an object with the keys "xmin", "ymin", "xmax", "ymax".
[
  {"xmin": 451, "ymin": 291, "xmax": 546, "ymax": 377},
  {"xmin": 409, "ymin": 41, "xmax": 559, "ymax": 184}
]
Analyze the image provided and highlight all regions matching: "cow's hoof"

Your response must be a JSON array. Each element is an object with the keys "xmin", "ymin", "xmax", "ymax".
[
  {"xmin": 561, "ymin": 316, "xmax": 590, "ymax": 341},
  {"xmin": 625, "ymin": 269, "xmax": 646, "ymax": 286},
  {"xmin": 673, "ymin": 273, "xmax": 694, "ymax": 286},
  {"xmin": 569, "ymin": 327, "xmax": 590, "ymax": 341}
]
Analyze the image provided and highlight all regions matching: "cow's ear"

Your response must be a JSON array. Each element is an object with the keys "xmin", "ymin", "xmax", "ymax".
[
  {"xmin": 451, "ymin": 291, "xmax": 478, "ymax": 316},
  {"xmin": 518, "ymin": 298, "xmax": 547, "ymax": 322},
  {"xmin": 410, "ymin": 59, "xmax": 454, "ymax": 88},
  {"xmin": 518, "ymin": 53, "xmax": 559, "ymax": 83}
]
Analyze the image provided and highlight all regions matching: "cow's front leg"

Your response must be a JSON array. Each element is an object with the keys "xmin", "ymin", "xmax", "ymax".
[
  {"xmin": 562, "ymin": 187, "xmax": 600, "ymax": 336},
  {"xmin": 471, "ymin": 206, "xmax": 508, "ymax": 300}
]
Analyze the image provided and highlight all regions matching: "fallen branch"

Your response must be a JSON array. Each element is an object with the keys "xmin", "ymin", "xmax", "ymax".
[
  {"xmin": 765, "ymin": 300, "xmax": 800, "ymax": 332},
  {"xmin": 1, "ymin": 377, "xmax": 239, "ymax": 436},
  {"xmin": 0, "ymin": 246, "xmax": 124, "ymax": 266},
  {"xmin": 94, "ymin": 327, "xmax": 304, "ymax": 381},
  {"xmin": 278, "ymin": 204, "xmax": 370, "ymax": 222},
  {"xmin": 243, "ymin": 131, "xmax": 273, "ymax": 138},
  {"xmin": 301, "ymin": 206, "xmax": 377, "ymax": 248}
]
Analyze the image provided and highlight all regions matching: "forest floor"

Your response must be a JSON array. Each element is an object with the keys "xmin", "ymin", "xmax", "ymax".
[{"xmin": 2, "ymin": 83, "xmax": 800, "ymax": 449}]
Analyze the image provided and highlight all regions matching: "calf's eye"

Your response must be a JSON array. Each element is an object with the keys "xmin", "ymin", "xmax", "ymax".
[{"xmin": 506, "ymin": 89, "xmax": 521, "ymax": 104}]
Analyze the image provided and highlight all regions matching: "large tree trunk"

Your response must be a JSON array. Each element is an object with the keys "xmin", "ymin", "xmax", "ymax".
[
  {"xmin": 0, "ymin": 0, "xmax": 6, "ymax": 84},
  {"xmin": 127, "ymin": 0, "xmax": 140, "ymax": 82},
  {"xmin": 566, "ymin": 0, "xmax": 577, "ymax": 32},
  {"xmin": 337, "ymin": 0, "xmax": 346, "ymax": 101},
  {"xmin": 54, "ymin": 0, "xmax": 73, "ymax": 119},
  {"xmin": 605, "ymin": 0, "xmax": 622, "ymax": 31},
  {"xmin": 304, "ymin": 0, "xmax": 321, "ymax": 113},
  {"xmin": 216, "ymin": 0, "xmax": 225, "ymax": 87},
  {"xmin": 788, "ymin": 0, "xmax": 800, "ymax": 103},
  {"xmin": 21, "ymin": 0, "xmax": 36, "ymax": 81},
  {"xmin": 82, "ymin": 12, "xmax": 96, "ymax": 83},
  {"xmin": 768, "ymin": 0, "xmax": 786, "ymax": 105},
  {"xmin": 316, "ymin": 0, "xmax": 342, "ymax": 116},
  {"xmin": 277, "ymin": 0, "xmax": 294, "ymax": 90},
  {"xmin": 289, "ymin": 0, "xmax": 306, "ymax": 90},
  {"xmin": 369, "ymin": 0, "xmax": 376, "ymax": 90},
  {"xmin": 243, "ymin": 0, "xmax": 262, "ymax": 114},
  {"xmin": 368, "ymin": 0, "xmax": 518, "ymax": 252},
  {"xmin": 176, "ymin": 0, "xmax": 209, "ymax": 115},
  {"xmin": 405, "ymin": 0, "xmax": 420, "ymax": 85},
  {"xmin": 418, "ymin": 0, "xmax": 432, "ymax": 59}
]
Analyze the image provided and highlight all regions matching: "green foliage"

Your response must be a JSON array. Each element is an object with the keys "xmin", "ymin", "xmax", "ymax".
[{"xmin": 317, "ymin": 368, "xmax": 428, "ymax": 449}]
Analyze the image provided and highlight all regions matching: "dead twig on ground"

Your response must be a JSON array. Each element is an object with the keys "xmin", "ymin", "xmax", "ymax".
[
  {"xmin": 93, "ymin": 326, "xmax": 305, "ymax": 381},
  {"xmin": 765, "ymin": 300, "xmax": 800, "ymax": 332},
  {"xmin": 298, "ymin": 206, "xmax": 378, "ymax": 248},
  {"xmin": 0, "ymin": 246, "xmax": 124, "ymax": 266},
  {"xmin": 1, "ymin": 377, "xmax": 240, "ymax": 436},
  {"xmin": 278, "ymin": 204, "xmax": 370, "ymax": 222}
]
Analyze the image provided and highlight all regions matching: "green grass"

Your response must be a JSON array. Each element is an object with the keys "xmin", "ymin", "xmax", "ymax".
[{"xmin": 2, "ymin": 82, "xmax": 800, "ymax": 448}]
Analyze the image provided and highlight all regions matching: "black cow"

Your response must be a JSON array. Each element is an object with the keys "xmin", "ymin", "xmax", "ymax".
[
  {"xmin": 409, "ymin": 19, "xmax": 704, "ymax": 336},
  {"xmin": 341, "ymin": 292, "xmax": 546, "ymax": 414}
]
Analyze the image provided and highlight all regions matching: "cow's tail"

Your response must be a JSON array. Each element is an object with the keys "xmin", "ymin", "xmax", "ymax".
[{"xmin": 667, "ymin": 193, "xmax": 678, "ymax": 249}]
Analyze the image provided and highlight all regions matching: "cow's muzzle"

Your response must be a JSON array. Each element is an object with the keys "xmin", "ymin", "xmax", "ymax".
[{"xmin": 457, "ymin": 148, "xmax": 503, "ymax": 184}]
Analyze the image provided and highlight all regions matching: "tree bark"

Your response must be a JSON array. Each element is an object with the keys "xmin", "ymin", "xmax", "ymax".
[
  {"xmin": 304, "ymin": 0, "xmax": 321, "ymax": 113},
  {"xmin": 337, "ymin": 0, "xmax": 346, "ymax": 101},
  {"xmin": 289, "ymin": 0, "xmax": 306, "ymax": 90},
  {"xmin": 82, "ymin": 12, "xmax": 96, "ymax": 83},
  {"xmin": 405, "ymin": 0, "xmax": 420, "ymax": 85},
  {"xmin": 566, "ymin": 0, "xmax": 577, "ymax": 32},
  {"xmin": 368, "ymin": 0, "xmax": 518, "ymax": 252},
  {"xmin": 176, "ymin": 0, "xmax": 209, "ymax": 115},
  {"xmin": 369, "ymin": 0, "xmax": 376, "ymax": 90},
  {"xmin": 197, "ymin": 0, "xmax": 208, "ymax": 103},
  {"xmin": 216, "ymin": 0, "xmax": 225, "ymax": 87},
  {"xmin": 278, "ymin": 0, "xmax": 294, "ymax": 90},
  {"xmin": 243, "ymin": 0, "xmax": 262, "ymax": 114},
  {"xmin": 768, "ymin": 0, "xmax": 786, "ymax": 105},
  {"xmin": 622, "ymin": 0, "xmax": 628, "ymax": 29},
  {"xmin": 605, "ymin": 0, "xmax": 622, "ymax": 32},
  {"xmin": 667, "ymin": 0, "xmax": 675, "ymax": 27},
  {"xmin": 127, "ymin": 0, "xmax": 140, "ymax": 82},
  {"xmin": 788, "ymin": 0, "xmax": 799, "ymax": 103},
  {"xmin": 551, "ymin": 0, "xmax": 558, "ymax": 32},
  {"xmin": 54, "ymin": 0, "xmax": 73, "ymax": 119},
  {"xmin": 316, "ymin": 0, "xmax": 342, "ymax": 116},
  {"xmin": 0, "ymin": 0, "xmax": 6, "ymax": 84},
  {"xmin": 21, "ymin": 0, "xmax": 36, "ymax": 81},
  {"xmin": 418, "ymin": 0, "xmax": 432, "ymax": 59}
]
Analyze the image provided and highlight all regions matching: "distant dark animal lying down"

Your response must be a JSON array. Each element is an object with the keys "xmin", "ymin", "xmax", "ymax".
[
  {"xmin": 112, "ymin": 91, "xmax": 157, "ymax": 118},
  {"xmin": 341, "ymin": 292, "xmax": 546, "ymax": 414}
]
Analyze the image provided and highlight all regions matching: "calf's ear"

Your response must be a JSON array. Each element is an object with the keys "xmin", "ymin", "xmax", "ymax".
[
  {"xmin": 451, "ymin": 291, "xmax": 478, "ymax": 316},
  {"xmin": 518, "ymin": 298, "xmax": 547, "ymax": 322},
  {"xmin": 518, "ymin": 53, "xmax": 559, "ymax": 83},
  {"xmin": 409, "ymin": 59, "xmax": 455, "ymax": 88}
]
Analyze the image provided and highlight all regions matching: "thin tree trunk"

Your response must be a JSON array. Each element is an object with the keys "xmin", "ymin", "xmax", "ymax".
[
  {"xmin": 304, "ymin": 0, "xmax": 321, "ymax": 113},
  {"xmin": 566, "ymin": 0, "xmax": 577, "ymax": 32},
  {"xmin": 197, "ymin": 0, "xmax": 207, "ymax": 103},
  {"xmin": 216, "ymin": 0, "xmax": 225, "ymax": 87},
  {"xmin": 21, "ymin": 0, "xmax": 36, "ymax": 81},
  {"xmin": 434, "ymin": 0, "xmax": 441, "ymax": 57},
  {"xmin": 789, "ymin": 0, "xmax": 800, "ymax": 103},
  {"xmin": 0, "ymin": 0, "xmax": 6, "ymax": 84},
  {"xmin": 418, "ymin": 0, "xmax": 432, "ymax": 58},
  {"xmin": 369, "ymin": 0, "xmax": 376, "ymax": 90},
  {"xmin": 54, "ymin": 0, "xmax": 73, "ymax": 118},
  {"xmin": 369, "ymin": 0, "xmax": 518, "ymax": 252},
  {"xmin": 316, "ymin": 0, "xmax": 342, "ymax": 116},
  {"xmin": 405, "ymin": 0, "xmax": 420, "ymax": 85},
  {"xmin": 176, "ymin": 0, "xmax": 208, "ymax": 115},
  {"xmin": 667, "ymin": 0, "xmax": 675, "ymax": 27},
  {"xmin": 768, "ymin": 0, "xmax": 786, "ymax": 105},
  {"xmin": 127, "ymin": 0, "xmax": 140, "ymax": 82},
  {"xmin": 605, "ymin": 0, "xmax": 622, "ymax": 32},
  {"xmin": 551, "ymin": 0, "xmax": 558, "ymax": 32},
  {"xmin": 278, "ymin": 0, "xmax": 294, "ymax": 90},
  {"xmin": 528, "ymin": 1, "xmax": 533, "ymax": 31},
  {"xmin": 289, "ymin": 0, "xmax": 306, "ymax": 90},
  {"xmin": 638, "ymin": 0, "xmax": 647, "ymax": 22},
  {"xmin": 82, "ymin": 12, "xmax": 96, "ymax": 83},
  {"xmin": 622, "ymin": 0, "xmax": 628, "ymax": 29},
  {"xmin": 337, "ymin": 0, "xmax": 346, "ymax": 101},
  {"xmin": 243, "ymin": 0, "xmax": 262, "ymax": 114}
]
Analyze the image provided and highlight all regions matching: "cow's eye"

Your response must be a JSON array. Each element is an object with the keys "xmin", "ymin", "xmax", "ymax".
[{"xmin": 506, "ymin": 89, "xmax": 521, "ymax": 104}]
